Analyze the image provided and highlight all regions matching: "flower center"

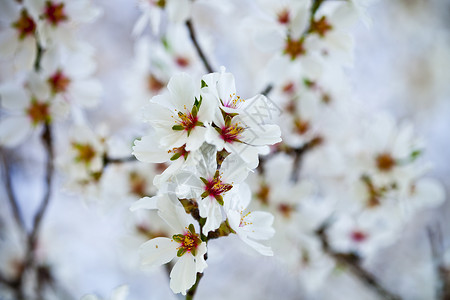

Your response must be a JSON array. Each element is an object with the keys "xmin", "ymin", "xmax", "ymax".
[
  {"xmin": 223, "ymin": 93, "xmax": 245, "ymax": 109},
  {"xmin": 278, "ymin": 203, "xmax": 295, "ymax": 219},
  {"xmin": 153, "ymin": 0, "xmax": 166, "ymax": 8},
  {"xmin": 129, "ymin": 172, "xmax": 147, "ymax": 197},
  {"xmin": 256, "ymin": 183, "xmax": 270, "ymax": 205},
  {"xmin": 219, "ymin": 123, "xmax": 244, "ymax": 143},
  {"xmin": 72, "ymin": 143, "xmax": 96, "ymax": 164},
  {"xmin": 12, "ymin": 9, "xmax": 36, "ymax": 40},
  {"xmin": 43, "ymin": 1, "xmax": 68, "ymax": 26},
  {"xmin": 277, "ymin": 9, "xmax": 290, "ymax": 24},
  {"xmin": 203, "ymin": 175, "xmax": 232, "ymax": 199},
  {"xmin": 172, "ymin": 107, "xmax": 202, "ymax": 135},
  {"xmin": 376, "ymin": 153, "xmax": 395, "ymax": 172},
  {"xmin": 284, "ymin": 37, "xmax": 306, "ymax": 60},
  {"xmin": 282, "ymin": 82, "xmax": 295, "ymax": 95},
  {"xmin": 48, "ymin": 70, "xmax": 70, "ymax": 94},
  {"xmin": 310, "ymin": 16, "xmax": 333, "ymax": 38},
  {"xmin": 175, "ymin": 56, "xmax": 190, "ymax": 68},
  {"xmin": 173, "ymin": 225, "xmax": 202, "ymax": 257},
  {"xmin": 294, "ymin": 118, "xmax": 310, "ymax": 135},
  {"xmin": 27, "ymin": 100, "xmax": 50, "ymax": 125},
  {"xmin": 350, "ymin": 230, "xmax": 367, "ymax": 243},
  {"xmin": 147, "ymin": 74, "xmax": 165, "ymax": 93}
]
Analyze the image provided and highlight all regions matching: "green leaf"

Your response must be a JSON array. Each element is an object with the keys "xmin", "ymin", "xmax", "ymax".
[
  {"xmin": 170, "ymin": 153, "xmax": 182, "ymax": 161},
  {"xmin": 201, "ymin": 191, "xmax": 209, "ymax": 198},
  {"xmin": 191, "ymin": 247, "xmax": 197, "ymax": 256},
  {"xmin": 172, "ymin": 124, "xmax": 184, "ymax": 131},
  {"xmin": 410, "ymin": 149, "xmax": 422, "ymax": 160},
  {"xmin": 215, "ymin": 195, "xmax": 224, "ymax": 206},
  {"xmin": 172, "ymin": 234, "xmax": 184, "ymax": 243},
  {"xmin": 177, "ymin": 247, "xmax": 187, "ymax": 257},
  {"xmin": 201, "ymin": 80, "xmax": 207, "ymax": 88},
  {"xmin": 191, "ymin": 105, "xmax": 198, "ymax": 118},
  {"xmin": 188, "ymin": 224, "xmax": 196, "ymax": 234},
  {"xmin": 200, "ymin": 177, "xmax": 209, "ymax": 185}
]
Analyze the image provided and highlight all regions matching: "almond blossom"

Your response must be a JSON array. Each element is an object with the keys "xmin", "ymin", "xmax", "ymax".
[{"xmin": 134, "ymin": 194, "xmax": 207, "ymax": 295}]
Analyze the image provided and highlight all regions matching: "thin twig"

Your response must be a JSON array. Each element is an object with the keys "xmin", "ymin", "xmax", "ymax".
[
  {"xmin": 427, "ymin": 225, "xmax": 450, "ymax": 300},
  {"xmin": 316, "ymin": 223, "xmax": 402, "ymax": 300},
  {"xmin": 29, "ymin": 124, "xmax": 54, "ymax": 246},
  {"xmin": 1, "ymin": 149, "xmax": 25, "ymax": 231},
  {"xmin": 260, "ymin": 84, "xmax": 273, "ymax": 97},
  {"xmin": 186, "ymin": 272, "xmax": 204, "ymax": 300},
  {"xmin": 186, "ymin": 20, "xmax": 214, "ymax": 73},
  {"xmin": 104, "ymin": 155, "xmax": 136, "ymax": 165}
]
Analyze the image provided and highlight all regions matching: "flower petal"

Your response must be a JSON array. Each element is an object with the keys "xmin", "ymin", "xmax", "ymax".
[
  {"xmin": 139, "ymin": 237, "xmax": 177, "ymax": 267},
  {"xmin": 170, "ymin": 254, "xmax": 196, "ymax": 295}
]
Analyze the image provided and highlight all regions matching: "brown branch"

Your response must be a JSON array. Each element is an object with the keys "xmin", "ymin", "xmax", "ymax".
[
  {"xmin": 186, "ymin": 19, "xmax": 214, "ymax": 73},
  {"xmin": 316, "ymin": 223, "xmax": 402, "ymax": 300},
  {"xmin": 1, "ymin": 149, "xmax": 25, "ymax": 231},
  {"xmin": 427, "ymin": 225, "xmax": 450, "ymax": 300},
  {"xmin": 104, "ymin": 155, "xmax": 136, "ymax": 165}
]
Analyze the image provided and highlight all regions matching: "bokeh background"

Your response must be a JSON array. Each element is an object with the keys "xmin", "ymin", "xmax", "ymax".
[{"xmin": 1, "ymin": 0, "xmax": 449, "ymax": 299}]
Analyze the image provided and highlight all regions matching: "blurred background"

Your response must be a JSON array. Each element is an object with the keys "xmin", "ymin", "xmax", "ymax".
[{"xmin": 1, "ymin": 0, "xmax": 449, "ymax": 299}]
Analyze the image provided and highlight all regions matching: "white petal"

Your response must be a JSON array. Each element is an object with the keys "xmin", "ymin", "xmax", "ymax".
[
  {"xmin": 139, "ymin": 237, "xmax": 177, "ymax": 267},
  {"xmin": 0, "ymin": 83, "xmax": 28, "ymax": 110},
  {"xmin": 111, "ymin": 285, "xmax": 129, "ymax": 300},
  {"xmin": 167, "ymin": 0, "xmax": 191, "ymax": 23},
  {"xmin": 185, "ymin": 126, "xmax": 206, "ymax": 151},
  {"xmin": 132, "ymin": 13, "xmax": 150, "ymax": 37},
  {"xmin": 0, "ymin": 116, "xmax": 31, "ymax": 147},
  {"xmin": 0, "ymin": 30, "xmax": 18, "ymax": 57},
  {"xmin": 244, "ymin": 211, "xmax": 275, "ymax": 240},
  {"xmin": 80, "ymin": 295, "xmax": 99, "ymax": 300},
  {"xmin": 240, "ymin": 236, "xmax": 273, "ymax": 256},
  {"xmin": 14, "ymin": 37, "xmax": 36, "ymax": 71},
  {"xmin": 132, "ymin": 135, "xmax": 171, "ymax": 163},
  {"xmin": 130, "ymin": 196, "xmax": 158, "ymax": 212},
  {"xmin": 170, "ymin": 254, "xmax": 197, "ymax": 295},
  {"xmin": 69, "ymin": 79, "xmax": 102, "ymax": 108},
  {"xmin": 195, "ymin": 243, "xmax": 208, "ymax": 273},
  {"xmin": 167, "ymin": 73, "xmax": 196, "ymax": 110}
]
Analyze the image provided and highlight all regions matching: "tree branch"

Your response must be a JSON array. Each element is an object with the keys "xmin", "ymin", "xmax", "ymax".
[
  {"xmin": 186, "ymin": 19, "xmax": 214, "ymax": 73},
  {"xmin": 315, "ymin": 223, "xmax": 402, "ymax": 300},
  {"xmin": 1, "ymin": 149, "xmax": 25, "ymax": 231}
]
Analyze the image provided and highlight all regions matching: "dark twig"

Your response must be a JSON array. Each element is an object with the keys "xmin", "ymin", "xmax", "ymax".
[
  {"xmin": 316, "ymin": 223, "xmax": 402, "ymax": 300},
  {"xmin": 186, "ymin": 19, "xmax": 214, "ymax": 73},
  {"xmin": 1, "ymin": 149, "xmax": 25, "ymax": 231},
  {"xmin": 29, "ymin": 124, "xmax": 54, "ymax": 246},
  {"xmin": 260, "ymin": 84, "xmax": 273, "ymax": 97},
  {"xmin": 186, "ymin": 272, "xmax": 204, "ymax": 300},
  {"xmin": 104, "ymin": 155, "xmax": 136, "ymax": 165},
  {"xmin": 427, "ymin": 225, "xmax": 450, "ymax": 300}
]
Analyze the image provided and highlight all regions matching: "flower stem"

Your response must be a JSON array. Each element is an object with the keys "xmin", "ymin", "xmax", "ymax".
[{"xmin": 185, "ymin": 272, "xmax": 204, "ymax": 300}]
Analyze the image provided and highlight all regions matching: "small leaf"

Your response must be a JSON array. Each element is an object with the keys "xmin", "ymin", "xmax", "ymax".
[
  {"xmin": 172, "ymin": 234, "xmax": 184, "ymax": 243},
  {"xmin": 201, "ymin": 80, "xmax": 207, "ymax": 88},
  {"xmin": 170, "ymin": 153, "xmax": 182, "ymax": 161},
  {"xmin": 172, "ymin": 124, "xmax": 184, "ymax": 131},
  {"xmin": 191, "ymin": 247, "xmax": 197, "ymax": 256},
  {"xmin": 215, "ymin": 195, "xmax": 224, "ymax": 206},
  {"xmin": 200, "ymin": 177, "xmax": 209, "ymax": 185},
  {"xmin": 191, "ymin": 105, "xmax": 198, "ymax": 118},
  {"xmin": 410, "ymin": 149, "xmax": 422, "ymax": 160},
  {"xmin": 177, "ymin": 247, "xmax": 187, "ymax": 257},
  {"xmin": 201, "ymin": 191, "xmax": 209, "ymax": 198},
  {"xmin": 188, "ymin": 224, "xmax": 196, "ymax": 234}
]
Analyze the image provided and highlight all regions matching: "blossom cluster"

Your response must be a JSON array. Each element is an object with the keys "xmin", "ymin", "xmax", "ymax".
[{"xmin": 130, "ymin": 70, "xmax": 280, "ymax": 294}]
